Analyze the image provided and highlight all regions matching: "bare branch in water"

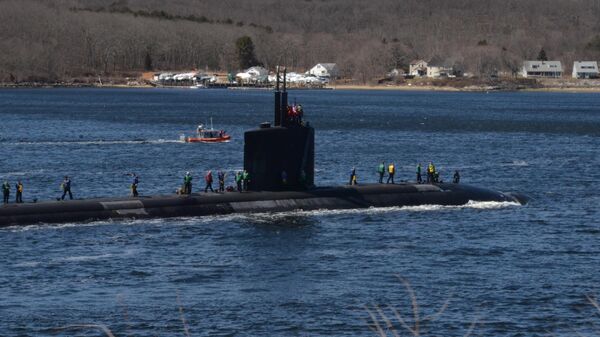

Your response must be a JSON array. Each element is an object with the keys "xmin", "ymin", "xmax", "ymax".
[
  {"xmin": 361, "ymin": 316, "xmax": 381, "ymax": 335},
  {"xmin": 374, "ymin": 305, "xmax": 400, "ymax": 337},
  {"xmin": 364, "ymin": 276, "xmax": 476, "ymax": 337},
  {"xmin": 389, "ymin": 305, "xmax": 417, "ymax": 335},
  {"xmin": 52, "ymin": 324, "xmax": 116, "ymax": 337},
  {"xmin": 569, "ymin": 328, "xmax": 588, "ymax": 337},
  {"xmin": 463, "ymin": 314, "xmax": 479, "ymax": 337},
  {"xmin": 423, "ymin": 290, "xmax": 454, "ymax": 322},
  {"xmin": 396, "ymin": 274, "xmax": 420, "ymax": 335},
  {"xmin": 586, "ymin": 294, "xmax": 600, "ymax": 315},
  {"xmin": 116, "ymin": 294, "xmax": 133, "ymax": 337},
  {"xmin": 177, "ymin": 291, "xmax": 192, "ymax": 337},
  {"xmin": 364, "ymin": 304, "xmax": 387, "ymax": 337}
]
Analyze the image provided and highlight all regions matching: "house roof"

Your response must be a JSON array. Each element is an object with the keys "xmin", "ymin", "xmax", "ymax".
[
  {"xmin": 573, "ymin": 61, "xmax": 599, "ymax": 73},
  {"xmin": 523, "ymin": 61, "xmax": 563, "ymax": 72},
  {"xmin": 245, "ymin": 66, "xmax": 268, "ymax": 75},
  {"xmin": 314, "ymin": 63, "xmax": 338, "ymax": 72},
  {"xmin": 410, "ymin": 59, "xmax": 427, "ymax": 65}
]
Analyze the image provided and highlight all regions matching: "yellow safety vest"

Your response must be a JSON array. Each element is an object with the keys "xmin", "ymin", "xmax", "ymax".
[{"xmin": 388, "ymin": 164, "xmax": 395, "ymax": 174}]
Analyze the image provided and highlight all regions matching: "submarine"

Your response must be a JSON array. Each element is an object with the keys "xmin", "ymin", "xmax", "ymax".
[{"xmin": 0, "ymin": 68, "xmax": 528, "ymax": 228}]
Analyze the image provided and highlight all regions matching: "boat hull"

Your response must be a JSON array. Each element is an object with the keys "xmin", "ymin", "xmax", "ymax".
[
  {"xmin": 185, "ymin": 135, "xmax": 231, "ymax": 143},
  {"xmin": 0, "ymin": 183, "xmax": 527, "ymax": 227}
]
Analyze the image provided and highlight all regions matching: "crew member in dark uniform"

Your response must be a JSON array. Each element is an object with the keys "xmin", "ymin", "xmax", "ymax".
[
  {"xmin": 61, "ymin": 176, "xmax": 73, "ymax": 200},
  {"xmin": 2, "ymin": 181, "xmax": 10, "ymax": 204},
  {"xmin": 131, "ymin": 174, "xmax": 139, "ymax": 197},
  {"xmin": 453, "ymin": 170, "xmax": 460, "ymax": 184},
  {"xmin": 218, "ymin": 170, "xmax": 225, "ymax": 192}
]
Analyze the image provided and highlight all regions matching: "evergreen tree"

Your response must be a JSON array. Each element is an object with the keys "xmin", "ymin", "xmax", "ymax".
[
  {"xmin": 537, "ymin": 48, "xmax": 548, "ymax": 61},
  {"xmin": 144, "ymin": 51, "xmax": 153, "ymax": 71},
  {"xmin": 235, "ymin": 36, "xmax": 260, "ymax": 69}
]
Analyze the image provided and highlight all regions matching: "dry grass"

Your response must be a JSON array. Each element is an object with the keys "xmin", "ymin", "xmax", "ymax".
[
  {"xmin": 177, "ymin": 290, "xmax": 192, "ymax": 337},
  {"xmin": 48, "ymin": 286, "xmax": 600, "ymax": 336},
  {"xmin": 52, "ymin": 324, "xmax": 116, "ymax": 337},
  {"xmin": 51, "ymin": 292, "xmax": 193, "ymax": 337},
  {"xmin": 363, "ymin": 274, "xmax": 477, "ymax": 337}
]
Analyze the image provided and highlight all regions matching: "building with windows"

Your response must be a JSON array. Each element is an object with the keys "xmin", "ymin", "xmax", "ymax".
[
  {"xmin": 307, "ymin": 63, "xmax": 339, "ymax": 78},
  {"xmin": 572, "ymin": 61, "xmax": 599, "ymax": 79},
  {"xmin": 409, "ymin": 60, "xmax": 428, "ymax": 77},
  {"xmin": 522, "ymin": 61, "xmax": 563, "ymax": 78}
]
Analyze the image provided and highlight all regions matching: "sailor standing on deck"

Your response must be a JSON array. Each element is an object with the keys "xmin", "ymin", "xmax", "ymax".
[
  {"xmin": 2, "ymin": 181, "xmax": 10, "ymax": 204},
  {"xmin": 453, "ymin": 170, "xmax": 460, "ymax": 184},
  {"xmin": 204, "ymin": 170, "xmax": 215, "ymax": 193},
  {"xmin": 416, "ymin": 163, "xmax": 423, "ymax": 184},
  {"xmin": 349, "ymin": 167, "xmax": 357, "ymax": 185},
  {"xmin": 297, "ymin": 104, "xmax": 303, "ymax": 123},
  {"xmin": 183, "ymin": 172, "xmax": 192, "ymax": 194},
  {"xmin": 15, "ymin": 181, "xmax": 23, "ymax": 203},
  {"xmin": 218, "ymin": 170, "xmax": 225, "ymax": 192},
  {"xmin": 242, "ymin": 170, "xmax": 250, "ymax": 191},
  {"xmin": 427, "ymin": 162, "xmax": 435, "ymax": 184},
  {"xmin": 61, "ymin": 176, "xmax": 73, "ymax": 200},
  {"xmin": 387, "ymin": 163, "xmax": 395, "ymax": 184},
  {"xmin": 130, "ymin": 174, "xmax": 139, "ymax": 197},
  {"xmin": 235, "ymin": 171, "xmax": 242, "ymax": 192},
  {"xmin": 377, "ymin": 162, "xmax": 385, "ymax": 183}
]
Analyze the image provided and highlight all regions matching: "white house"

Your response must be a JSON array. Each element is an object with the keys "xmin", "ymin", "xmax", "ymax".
[
  {"xmin": 522, "ymin": 61, "xmax": 563, "ymax": 78},
  {"xmin": 426, "ymin": 65, "xmax": 453, "ymax": 78},
  {"xmin": 409, "ymin": 60, "xmax": 428, "ymax": 76},
  {"xmin": 307, "ymin": 63, "xmax": 339, "ymax": 78},
  {"xmin": 572, "ymin": 61, "xmax": 599, "ymax": 79}
]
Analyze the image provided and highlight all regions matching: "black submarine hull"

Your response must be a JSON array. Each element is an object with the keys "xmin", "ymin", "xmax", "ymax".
[{"xmin": 0, "ymin": 183, "xmax": 528, "ymax": 227}]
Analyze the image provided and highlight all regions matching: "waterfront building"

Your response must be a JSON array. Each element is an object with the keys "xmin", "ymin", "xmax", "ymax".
[
  {"xmin": 572, "ymin": 61, "xmax": 599, "ymax": 79},
  {"xmin": 522, "ymin": 61, "xmax": 563, "ymax": 78},
  {"xmin": 307, "ymin": 63, "xmax": 339, "ymax": 78}
]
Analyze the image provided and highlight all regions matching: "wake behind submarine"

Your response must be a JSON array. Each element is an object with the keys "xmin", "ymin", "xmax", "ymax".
[{"xmin": 0, "ymin": 69, "xmax": 528, "ymax": 228}]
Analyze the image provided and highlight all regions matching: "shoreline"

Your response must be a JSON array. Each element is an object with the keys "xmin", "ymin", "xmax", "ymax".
[
  {"xmin": 329, "ymin": 84, "xmax": 600, "ymax": 93},
  {"xmin": 2, "ymin": 82, "xmax": 600, "ymax": 93}
]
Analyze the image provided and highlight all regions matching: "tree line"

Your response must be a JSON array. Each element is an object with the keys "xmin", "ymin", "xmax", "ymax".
[{"xmin": 1, "ymin": 0, "xmax": 600, "ymax": 83}]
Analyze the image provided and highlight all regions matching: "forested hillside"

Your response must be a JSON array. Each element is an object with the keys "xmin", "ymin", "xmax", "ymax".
[{"xmin": 1, "ymin": 0, "xmax": 600, "ymax": 82}]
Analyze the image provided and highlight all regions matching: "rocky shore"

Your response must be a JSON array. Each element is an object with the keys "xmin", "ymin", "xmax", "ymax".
[{"xmin": 2, "ymin": 77, "xmax": 600, "ymax": 92}]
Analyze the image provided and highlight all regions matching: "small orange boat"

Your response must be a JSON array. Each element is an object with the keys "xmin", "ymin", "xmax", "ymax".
[{"xmin": 180, "ymin": 119, "xmax": 231, "ymax": 143}]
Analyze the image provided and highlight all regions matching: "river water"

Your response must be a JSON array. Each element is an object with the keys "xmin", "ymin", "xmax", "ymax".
[{"xmin": 0, "ymin": 88, "xmax": 599, "ymax": 336}]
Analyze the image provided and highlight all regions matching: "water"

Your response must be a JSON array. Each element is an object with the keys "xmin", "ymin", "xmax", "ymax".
[{"xmin": 0, "ymin": 88, "xmax": 599, "ymax": 336}]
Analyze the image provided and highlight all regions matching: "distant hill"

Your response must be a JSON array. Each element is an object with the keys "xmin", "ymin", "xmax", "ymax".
[{"xmin": 1, "ymin": 0, "xmax": 599, "ymax": 82}]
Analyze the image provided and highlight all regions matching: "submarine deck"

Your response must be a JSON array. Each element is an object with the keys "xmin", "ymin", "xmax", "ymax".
[{"xmin": 0, "ymin": 183, "xmax": 526, "ymax": 227}]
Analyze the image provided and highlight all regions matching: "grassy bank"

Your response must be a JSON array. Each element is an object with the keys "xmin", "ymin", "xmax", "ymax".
[{"xmin": 2, "ymin": 76, "xmax": 600, "ymax": 93}]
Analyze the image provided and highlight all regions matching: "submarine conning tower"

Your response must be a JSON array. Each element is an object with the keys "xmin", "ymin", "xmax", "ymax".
[{"xmin": 244, "ymin": 66, "xmax": 315, "ymax": 191}]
